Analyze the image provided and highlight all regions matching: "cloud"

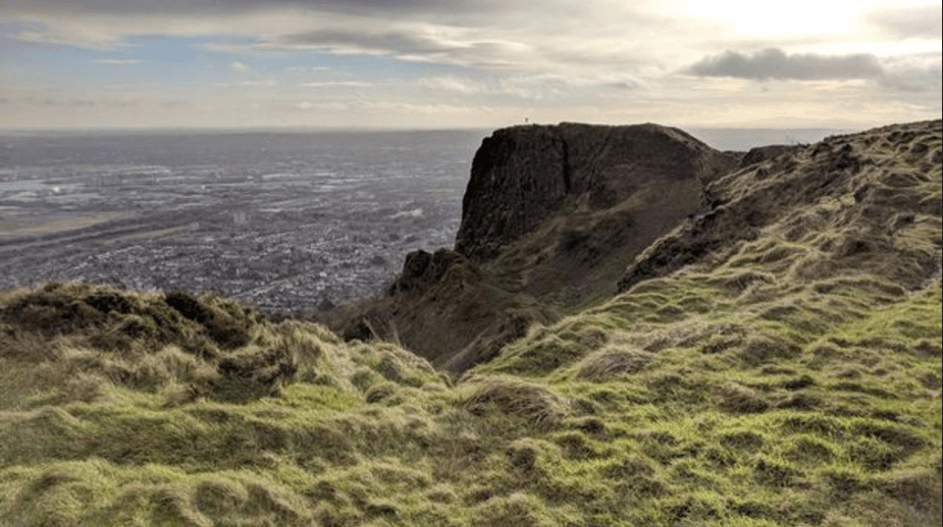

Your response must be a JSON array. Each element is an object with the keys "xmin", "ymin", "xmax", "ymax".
[
  {"xmin": 416, "ymin": 76, "xmax": 487, "ymax": 94},
  {"xmin": 230, "ymin": 61, "xmax": 251, "ymax": 74},
  {"xmin": 684, "ymin": 47, "xmax": 942, "ymax": 94},
  {"xmin": 260, "ymin": 27, "xmax": 457, "ymax": 56},
  {"xmin": 18, "ymin": 96, "xmax": 141, "ymax": 108},
  {"xmin": 879, "ymin": 64, "xmax": 943, "ymax": 92},
  {"xmin": 90, "ymin": 59, "xmax": 144, "ymax": 65},
  {"xmin": 1, "ymin": 0, "xmax": 517, "ymax": 18},
  {"xmin": 213, "ymin": 77, "xmax": 278, "ymax": 88},
  {"xmin": 286, "ymin": 66, "xmax": 330, "ymax": 73},
  {"xmin": 0, "ymin": 1, "xmax": 664, "ymax": 77},
  {"xmin": 415, "ymin": 73, "xmax": 638, "ymax": 101},
  {"xmin": 242, "ymin": 78, "xmax": 277, "ymax": 87},
  {"xmin": 685, "ymin": 48, "xmax": 884, "ymax": 81},
  {"xmin": 604, "ymin": 80, "xmax": 638, "ymax": 91},
  {"xmin": 300, "ymin": 81, "xmax": 372, "ymax": 88},
  {"xmin": 201, "ymin": 42, "xmax": 252, "ymax": 55},
  {"xmin": 867, "ymin": 4, "xmax": 943, "ymax": 39}
]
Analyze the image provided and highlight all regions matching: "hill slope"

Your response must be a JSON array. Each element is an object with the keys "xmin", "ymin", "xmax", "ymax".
[{"xmin": 0, "ymin": 120, "xmax": 940, "ymax": 526}]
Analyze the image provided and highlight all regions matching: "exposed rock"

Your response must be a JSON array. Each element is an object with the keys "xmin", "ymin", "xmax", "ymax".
[
  {"xmin": 387, "ymin": 248, "xmax": 466, "ymax": 296},
  {"xmin": 739, "ymin": 144, "xmax": 798, "ymax": 167},
  {"xmin": 456, "ymin": 122, "xmax": 737, "ymax": 263}
]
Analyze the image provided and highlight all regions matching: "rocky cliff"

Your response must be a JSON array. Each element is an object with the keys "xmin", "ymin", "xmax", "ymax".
[
  {"xmin": 323, "ymin": 122, "xmax": 739, "ymax": 371},
  {"xmin": 456, "ymin": 123, "xmax": 736, "ymax": 262}
]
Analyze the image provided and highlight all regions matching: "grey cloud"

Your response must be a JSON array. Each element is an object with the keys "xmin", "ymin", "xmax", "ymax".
[
  {"xmin": 879, "ymin": 65, "xmax": 943, "ymax": 93},
  {"xmin": 606, "ymin": 80, "xmax": 637, "ymax": 90},
  {"xmin": 686, "ymin": 47, "xmax": 942, "ymax": 94},
  {"xmin": 262, "ymin": 28, "xmax": 533, "ymax": 70},
  {"xmin": 24, "ymin": 96, "xmax": 144, "ymax": 108},
  {"xmin": 90, "ymin": 59, "xmax": 144, "ymax": 65},
  {"xmin": 266, "ymin": 28, "xmax": 455, "ymax": 55},
  {"xmin": 34, "ymin": 97, "xmax": 94, "ymax": 106},
  {"xmin": 685, "ymin": 48, "xmax": 884, "ymax": 81},
  {"xmin": 2, "ymin": 0, "xmax": 508, "ymax": 17},
  {"xmin": 867, "ymin": 4, "xmax": 942, "ymax": 39}
]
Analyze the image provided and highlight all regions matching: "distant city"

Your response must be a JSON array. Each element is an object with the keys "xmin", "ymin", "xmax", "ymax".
[{"xmin": 0, "ymin": 130, "xmax": 486, "ymax": 315}]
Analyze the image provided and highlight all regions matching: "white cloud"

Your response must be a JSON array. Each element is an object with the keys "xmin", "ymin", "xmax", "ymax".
[
  {"xmin": 90, "ymin": 59, "xmax": 145, "ymax": 65},
  {"xmin": 230, "ymin": 61, "xmax": 251, "ymax": 74},
  {"xmin": 299, "ymin": 81, "xmax": 372, "ymax": 88},
  {"xmin": 242, "ymin": 78, "xmax": 277, "ymax": 87},
  {"xmin": 866, "ymin": 3, "xmax": 943, "ymax": 39},
  {"xmin": 202, "ymin": 42, "xmax": 252, "ymax": 55},
  {"xmin": 415, "ymin": 76, "xmax": 487, "ymax": 94},
  {"xmin": 286, "ymin": 66, "xmax": 330, "ymax": 73}
]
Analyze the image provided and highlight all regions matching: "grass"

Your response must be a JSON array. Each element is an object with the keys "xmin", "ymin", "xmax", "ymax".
[{"xmin": 1, "ymin": 120, "xmax": 941, "ymax": 526}]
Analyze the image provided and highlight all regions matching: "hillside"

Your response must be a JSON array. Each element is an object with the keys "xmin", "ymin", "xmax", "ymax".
[{"xmin": 1, "ymin": 119, "xmax": 941, "ymax": 526}]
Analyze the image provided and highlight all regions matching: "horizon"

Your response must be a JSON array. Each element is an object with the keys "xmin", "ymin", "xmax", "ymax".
[
  {"xmin": 0, "ymin": 123, "xmax": 888, "ymax": 153},
  {"xmin": 0, "ymin": 123, "xmax": 876, "ymax": 154},
  {"xmin": 2, "ymin": 1, "xmax": 940, "ymax": 131}
]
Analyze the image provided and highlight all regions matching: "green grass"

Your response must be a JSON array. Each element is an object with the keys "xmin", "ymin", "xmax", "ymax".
[{"xmin": 1, "ymin": 121, "xmax": 941, "ymax": 526}]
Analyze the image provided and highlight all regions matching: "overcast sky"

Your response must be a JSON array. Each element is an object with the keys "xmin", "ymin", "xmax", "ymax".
[{"xmin": 1, "ymin": 0, "xmax": 940, "ymax": 130}]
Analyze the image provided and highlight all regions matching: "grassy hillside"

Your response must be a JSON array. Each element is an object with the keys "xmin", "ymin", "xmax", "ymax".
[{"xmin": 1, "ymin": 120, "xmax": 940, "ymax": 526}]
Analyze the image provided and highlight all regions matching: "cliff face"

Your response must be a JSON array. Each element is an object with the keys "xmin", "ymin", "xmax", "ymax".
[{"xmin": 456, "ymin": 123, "xmax": 736, "ymax": 263}]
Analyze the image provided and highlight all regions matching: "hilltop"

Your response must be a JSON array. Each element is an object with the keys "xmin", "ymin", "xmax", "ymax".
[{"xmin": 0, "ymin": 119, "xmax": 940, "ymax": 526}]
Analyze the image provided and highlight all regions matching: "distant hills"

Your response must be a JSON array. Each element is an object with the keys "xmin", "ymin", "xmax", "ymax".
[{"xmin": 1, "ymin": 119, "xmax": 940, "ymax": 526}]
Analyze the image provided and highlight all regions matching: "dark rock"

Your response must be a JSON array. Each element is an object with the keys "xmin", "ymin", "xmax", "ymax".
[
  {"xmin": 317, "ymin": 298, "xmax": 336, "ymax": 312},
  {"xmin": 455, "ymin": 122, "xmax": 737, "ymax": 263},
  {"xmin": 739, "ymin": 144, "xmax": 795, "ymax": 167},
  {"xmin": 387, "ymin": 248, "xmax": 466, "ymax": 296},
  {"xmin": 342, "ymin": 319, "xmax": 373, "ymax": 342}
]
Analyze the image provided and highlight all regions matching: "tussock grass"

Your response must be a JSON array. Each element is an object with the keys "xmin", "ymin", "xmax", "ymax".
[
  {"xmin": 458, "ymin": 375, "xmax": 569, "ymax": 431},
  {"xmin": 572, "ymin": 346, "xmax": 654, "ymax": 381}
]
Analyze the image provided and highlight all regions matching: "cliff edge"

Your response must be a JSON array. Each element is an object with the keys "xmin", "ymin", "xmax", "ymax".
[{"xmin": 323, "ymin": 122, "xmax": 739, "ymax": 372}]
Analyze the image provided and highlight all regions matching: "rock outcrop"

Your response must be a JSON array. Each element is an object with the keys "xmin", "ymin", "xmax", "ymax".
[{"xmin": 456, "ymin": 123, "xmax": 737, "ymax": 262}]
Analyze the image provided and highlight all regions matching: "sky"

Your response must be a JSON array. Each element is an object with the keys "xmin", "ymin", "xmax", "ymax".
[{"xmin": 0, "ymin": 0, "xmax": 940, "ymax": 130}]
